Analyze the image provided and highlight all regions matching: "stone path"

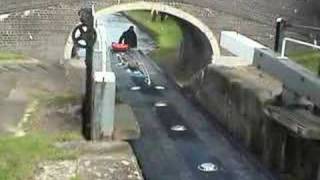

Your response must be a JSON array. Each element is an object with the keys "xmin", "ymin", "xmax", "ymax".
[
  {"xmin": 0, "ymin": 59, "xmax": 71, "ymax": 135},
  {"xmin": 35, "ymin": 141, "xmax": 143, "ymax": 180}
]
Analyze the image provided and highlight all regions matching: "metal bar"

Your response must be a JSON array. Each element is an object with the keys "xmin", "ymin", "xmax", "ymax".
[
  {"xmin": 274, "ymin": 18, "xmax": 285, "ymax": 52},
  {"xmin": 281, "ymin": 37, "xmax": 320, "ymax": 58},
  {"xmin": 288, "ymin": 23, "xmax": 320, "ymax": 32}
]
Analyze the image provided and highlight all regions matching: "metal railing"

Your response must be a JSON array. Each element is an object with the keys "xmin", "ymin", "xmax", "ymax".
[{"xmin": 280, "ymin": 37, "xmax": 320, "ymax": 59}]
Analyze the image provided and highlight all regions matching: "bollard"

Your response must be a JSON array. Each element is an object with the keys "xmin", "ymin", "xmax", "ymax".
[{"xmin": 274, "ymin": 18, "xmax": 286, "ymax": 53}]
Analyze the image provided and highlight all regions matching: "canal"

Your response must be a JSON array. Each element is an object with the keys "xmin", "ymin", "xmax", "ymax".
[{"xmin": 101, "ymin": 12, "xmax": 277, "ymax": 180}]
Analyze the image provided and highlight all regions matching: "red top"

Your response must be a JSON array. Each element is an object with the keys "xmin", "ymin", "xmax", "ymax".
[{"xmin": 112, "ymin": 42, "xmax": 129, "ymax": 52}]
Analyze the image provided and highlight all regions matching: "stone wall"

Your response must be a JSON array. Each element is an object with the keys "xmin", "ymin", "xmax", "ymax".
[
  {"xmin": 177, "ymin": 20, "xmax": 213, "ymax": 80},
  {"xmin": 188, "ymin": 65, "xmax": 283, "ymax": 149},
  {"xmin": 187, "ymin": 64, "xmax": 320, "ymax": 180}
]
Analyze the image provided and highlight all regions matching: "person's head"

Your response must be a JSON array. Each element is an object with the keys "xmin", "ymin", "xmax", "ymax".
[{"xmin": 129, "ymin": 26, "xmax": 134, "ymax": 31}]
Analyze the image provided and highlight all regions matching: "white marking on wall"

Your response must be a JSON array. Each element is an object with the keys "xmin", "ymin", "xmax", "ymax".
[{"xmin": 0, "ymin": 13, "xmax": 9, "ymax": 21}]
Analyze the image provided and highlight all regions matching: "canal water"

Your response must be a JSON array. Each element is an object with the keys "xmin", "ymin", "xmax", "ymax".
[{"xmin": 77, "ymin": 11, "xmax": 277, "ymax": 180}]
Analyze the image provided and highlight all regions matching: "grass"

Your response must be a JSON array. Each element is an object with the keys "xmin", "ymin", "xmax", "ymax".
[
  {"xmin": 289, "ymin": 50, "xmax": 320, "ymax": 75},
  {"xmin": 70, "ymin": 174, "xmax": 81, "ymax": 180},
  {"xmin": 0, "ymin": 133, "xmax": 79, "ymax": 180},
  {"xmin": 0, "ymin": 51, "xmax": 25, "ymax": 61},
  {"xmin": 0, "ymin": 91, "xmax": 83, "ymax": 180},
  {"xmin": 126, "ymin": 11, "xmax": 183, "ymax": 62},
  {"xmin": 45, "ymin": 94, "xmax": 79, "ymax": 107}
]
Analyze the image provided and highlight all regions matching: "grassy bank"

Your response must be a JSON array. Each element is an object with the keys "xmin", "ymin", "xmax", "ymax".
[
  {"xmin": 0, "ymin": 92, "xmax": 82, "ymax": 180},
  {"xmin": 0, "ymin": 134, "xmax": 79, "ymax": 180},
  {"xmin": 126, "ymin": 11, "xmax": 183, "ymax": 62},
  {"xmin": 0, "ymin": 51, "xmax": 25, "ymax": 61},
  {"xmin": 289, "ymin": 50, "xmax": 320, "ymax": 75}
]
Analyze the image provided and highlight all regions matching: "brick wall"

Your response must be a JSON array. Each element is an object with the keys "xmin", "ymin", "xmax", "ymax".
[
  {"xmin": 0, "ymin": 2, "xmax": 80, "ymax": 62},
  {"xmin": 0, "ymin": 0, "xmax": 318, "ymax": 62}
]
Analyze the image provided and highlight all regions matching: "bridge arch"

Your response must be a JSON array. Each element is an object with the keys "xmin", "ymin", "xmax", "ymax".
[{"xmin": 94, "ymin": 1, "xmax": 221, "ymax": 61}]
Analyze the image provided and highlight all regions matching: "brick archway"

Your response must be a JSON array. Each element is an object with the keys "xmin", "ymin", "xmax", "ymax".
[{"xmin": 95, "ymin": 1, "xmax": 221, "ymax": 61}]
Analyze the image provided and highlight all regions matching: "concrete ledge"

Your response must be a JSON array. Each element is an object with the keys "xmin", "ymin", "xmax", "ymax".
[
  {"xmin": 0, "ymin": 57, "xmax": 39, "ymax": 65},
  {"xmin": 92, "ymin": 71, "xmax": 116, "ymax": 140},
  {"xmin": 113, "ymin": 104, "xmax": 140, "ymax": 140},
  {"xmin": 214, "ymin": 56, "xmax": 252, "ymax": 67},
  {"xmin": 266, "ymin": 105, "xmax": 320, "ymax": 140},
  {"xmin": 64, "ymin": 59, "xmax": 86, "ymax": 95},
  {"xmin": 188, "ymin": 63, "xmax": 320, "ymax": 180},
  {"xmin": 220, "ymin": 31, "xmax": 266, "ymax": 64},
  {"xmin": 253, "ymin": 48, "xmax": 320, "ymax": 107},
  {"xmin": 44, "ymin": 141, "xmax": 144, "ymax": 180}
]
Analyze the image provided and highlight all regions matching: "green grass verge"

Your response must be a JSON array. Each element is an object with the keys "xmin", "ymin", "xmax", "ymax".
[
  {"xmin": 0, "ymin": 133, "xmax": 79, "ymax": 180},
  {"xmin": 0, "ymin": 51, "xmax": 25, "ymax": 61},
  {"xmin": 0, "ymin": 91, "xmax": 82, "ymax": 180},
  {"xmin": 289, "ymin": 50, "xmax": 320, "ymax": 75},
  {"xmin": 126, "ymin": 11, "xmax": 183, "ymax": 62},
  {"xmin": 70, "ymin": 174, "xmax": 81, "ymax": 180}
]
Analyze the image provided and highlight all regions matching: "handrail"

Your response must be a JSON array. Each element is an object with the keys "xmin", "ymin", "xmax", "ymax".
[{"xmin": 281, "ymin": 37, "xmax": 320, "ymax": 58}]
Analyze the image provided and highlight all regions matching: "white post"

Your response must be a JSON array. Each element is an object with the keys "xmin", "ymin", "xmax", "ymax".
[
  {"xmin": 90, "ymin": 9, "xmax": 117, "ymax": 140},
  {"xmin": 280, "ymin": 38, "xmax": 287, "ymax": 58},
  {"xmin": 92, "ymin": 72, "xmax": 116, "ymax": 139}
]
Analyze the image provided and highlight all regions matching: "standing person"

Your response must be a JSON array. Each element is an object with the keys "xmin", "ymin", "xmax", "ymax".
[{"xmin": 118, "ymin": 26, "xmax": 137, "ymax": 48}]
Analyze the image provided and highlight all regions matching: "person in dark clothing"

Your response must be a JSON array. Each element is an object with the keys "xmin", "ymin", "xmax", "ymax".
[{"xmin": 118, "ymin": 26, "xmax": 137, "ymax": 48}]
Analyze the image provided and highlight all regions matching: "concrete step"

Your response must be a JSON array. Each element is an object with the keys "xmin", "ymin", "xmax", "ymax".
[
  {"xmin": 0, "ymin": 58, "xmax": 48, "ymax": 73},
  {"xmin": 113, "ymin": 104, "xmax": 141, "ymax": 141},
  {"xmin": 37, "ymin": 141, "xmax": 143, "ymax": 180}
]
